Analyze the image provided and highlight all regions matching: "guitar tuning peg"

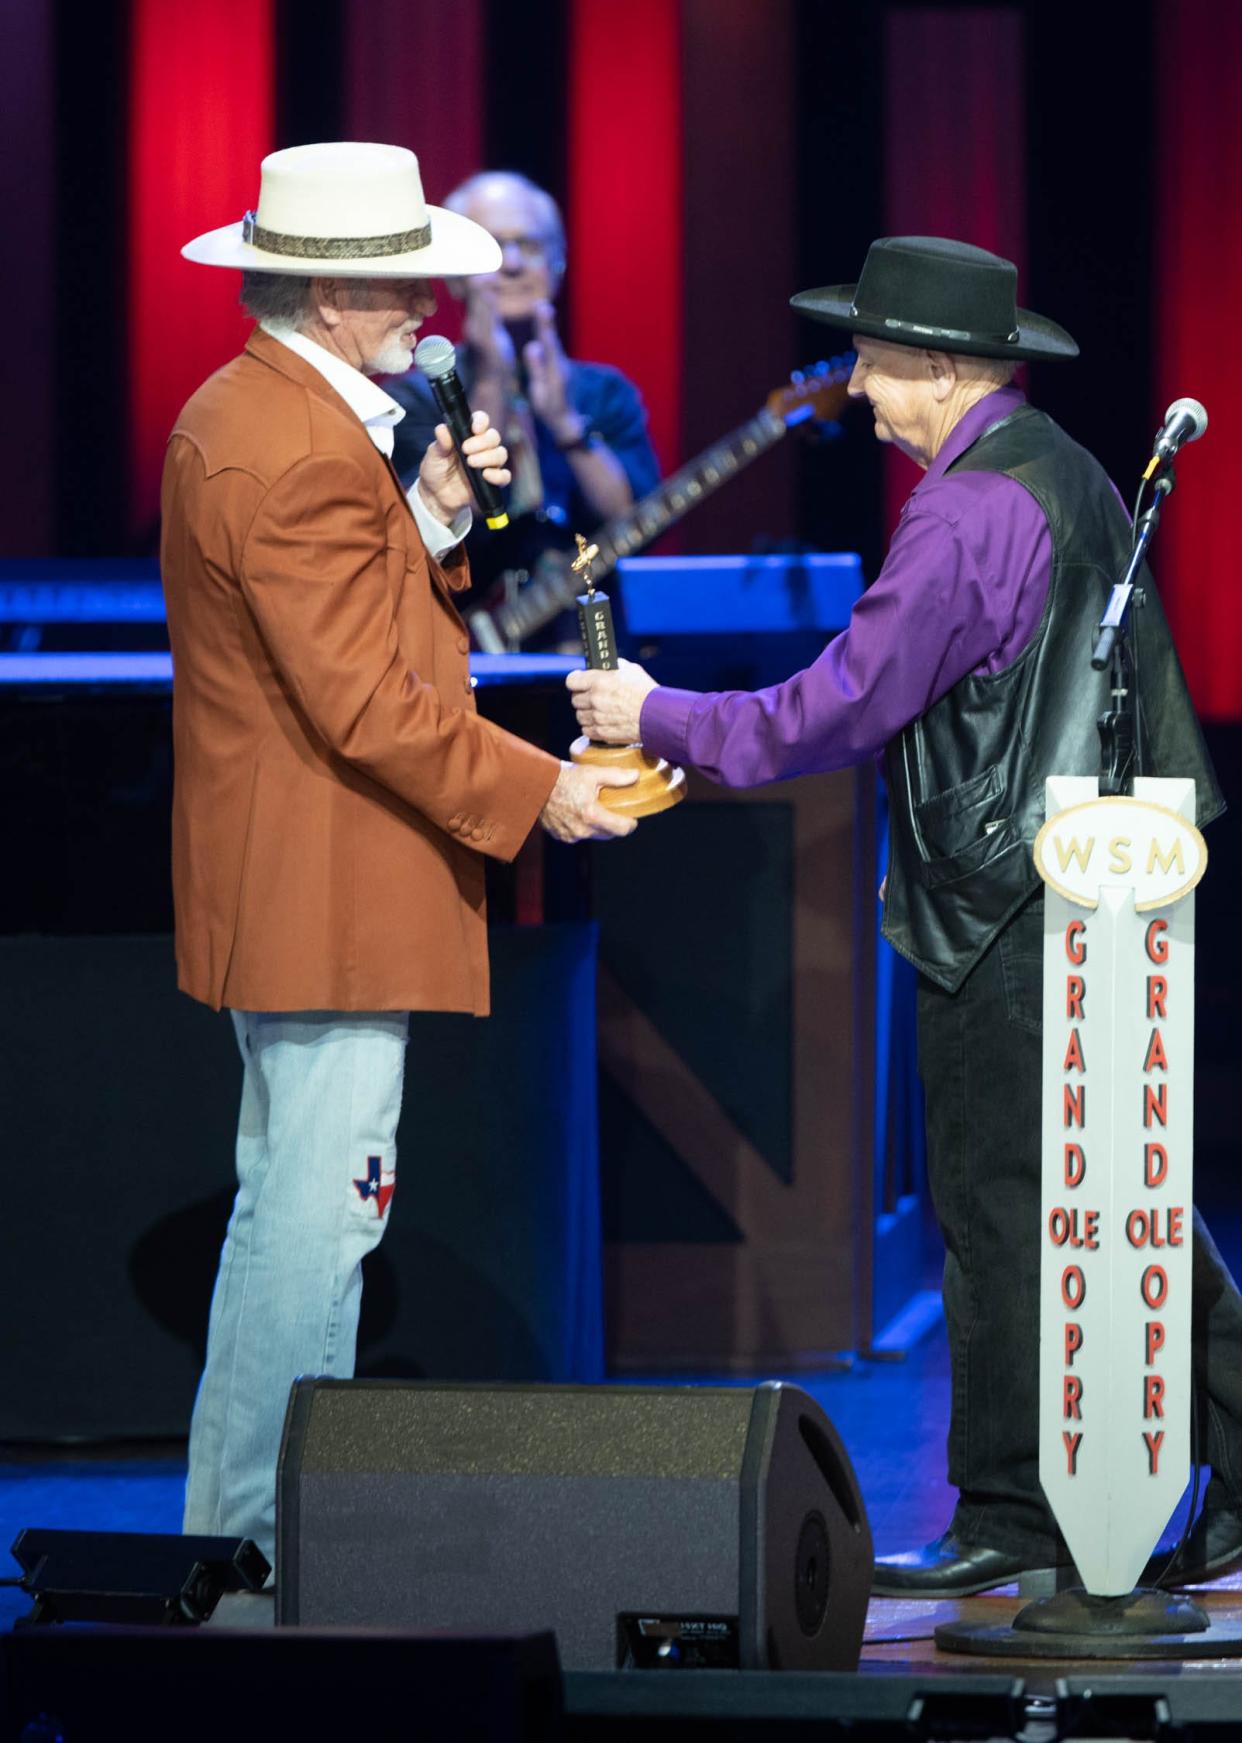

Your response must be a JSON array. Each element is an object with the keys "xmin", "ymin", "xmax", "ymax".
[{"xmin": 791, "ymin": 369, "xmax": 805, "ymax": 386}]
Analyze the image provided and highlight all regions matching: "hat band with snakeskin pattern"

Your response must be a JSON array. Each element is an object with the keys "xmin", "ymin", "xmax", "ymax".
[{"xmin": 241, "ymin": 211, "xmax": 432, "ymax": 259}]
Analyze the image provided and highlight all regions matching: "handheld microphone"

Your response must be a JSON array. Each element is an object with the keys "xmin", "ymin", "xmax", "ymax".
[
  {"xmin": 1143, "ymin": 397, "xmax": 1208, "ymax": 480},
  {"xmin": 413, "ymin": 334, "xmax": 510, "ymax": 530}
]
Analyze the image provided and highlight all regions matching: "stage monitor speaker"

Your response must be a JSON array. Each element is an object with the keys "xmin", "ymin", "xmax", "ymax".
[{"xmin": 276, "ymin": 1379, "xmax": 872, "ymax": 1672}]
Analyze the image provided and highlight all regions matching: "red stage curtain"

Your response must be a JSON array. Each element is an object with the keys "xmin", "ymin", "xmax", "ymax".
[
  {"xmin": 128, "ymin": 0, "xmax": 275, "ymax": 542},
  {"xmin": 680, "ymin": 0, "xmax": 797, "ymax": 551},
  {"xmin": 566, "ymin": 0, "xmax": 682, "ymax": 474},
  {"xmin": 340, "ymin": 0, "xmax": 484, "ymax": 349},
  {"xmin": 341, "ymin": 0, "xmax": 484, "ymax": 206},
  {"xmin": 2, "ymin": 0, "xmax": 54, "ymax": 554},
  {"xmin": 882, "ymin": 7, "xmax": 1026, "ymax": 529},
  {"xmin": 1155, "ymin": 2, "xmax": 1242, "ymax": 721}
]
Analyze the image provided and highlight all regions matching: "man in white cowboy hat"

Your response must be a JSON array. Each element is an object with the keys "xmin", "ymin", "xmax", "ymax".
[
  {"xmin": 569, "ymin": 236, "xmax": 1242, "ymax": 1596},
  {"xmin": 166, "ymin": 140, "xmax": 637, "ymax": 1568}
]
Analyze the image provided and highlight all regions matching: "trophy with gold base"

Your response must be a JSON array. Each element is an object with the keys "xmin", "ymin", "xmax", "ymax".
[{"xmin": 568, "ymin": 535, "xmax": 686, "ymax": 817}]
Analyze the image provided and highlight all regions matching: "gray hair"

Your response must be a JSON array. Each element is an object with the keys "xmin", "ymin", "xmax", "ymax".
[
  {"xmin": 957, "ymin": 354, "xmax": 1019, "ymax": 390},
  {"xmin": 444, "ymin": 170, "xmax": 566, "ymax": 277},
  {"xmin": 240, "ymin": 270, "xmax": 317, "ymax": 334}
]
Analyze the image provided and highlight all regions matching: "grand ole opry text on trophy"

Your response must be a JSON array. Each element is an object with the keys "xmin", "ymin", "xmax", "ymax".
[{"xmin": 567, "ymin": 533, "xmax": 685, "ymax": 817}]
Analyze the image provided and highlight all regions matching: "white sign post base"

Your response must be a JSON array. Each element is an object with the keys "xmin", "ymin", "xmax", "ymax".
[{"xmin": 1037, "ymin": 773, "xmax": 1198, "ymax": 1596}]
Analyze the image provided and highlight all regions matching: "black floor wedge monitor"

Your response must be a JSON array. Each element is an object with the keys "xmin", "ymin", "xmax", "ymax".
[{"xmin": 276, "ymin": 1379, "xmax": 872, "ymax": 1672}]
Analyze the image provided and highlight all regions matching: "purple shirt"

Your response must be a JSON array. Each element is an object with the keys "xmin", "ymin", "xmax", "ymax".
[{"xmin": 639, "ymin": 385, "xmax": 1053, "ymax": 786}]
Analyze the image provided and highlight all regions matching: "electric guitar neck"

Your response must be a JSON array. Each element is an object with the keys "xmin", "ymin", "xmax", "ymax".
[{"xmin": 468, "ymin": 358, "xmax": 852, "ymax": 652}]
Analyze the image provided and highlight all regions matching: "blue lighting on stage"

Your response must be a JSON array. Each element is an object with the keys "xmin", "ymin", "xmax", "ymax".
[
  {"xmin": 0, "ymin": 560, "xmax": 163, "ymax": 621},
  {"xmin": 617, "ymin": 553, "xmax": 862, "ymax": 635},
  {"xmin": 0, "ymin": 581, "xmax": 166, "ymax": 623},
  {"xmin": 0, "ymin": 650, "xmax": 584, "ymax": 688},
  {"xmin": 0, "ymin": 556, "xmax": 865, "ymax": 639},
  {"xmin": 0, "ymin": 651, "xmax": 174, "ymax": 685},
  {"xmin": 468, "ymin": 653, "xmax": 582, "ymax": 684},
  {"xmin": 0, "ymin": 564, "xmax": 590, "ymax": 686}
]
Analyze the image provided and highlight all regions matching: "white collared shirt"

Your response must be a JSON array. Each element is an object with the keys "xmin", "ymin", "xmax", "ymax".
[{"xmin": 260, "ymin": 321, "xmax": 470, "ymax": 559}]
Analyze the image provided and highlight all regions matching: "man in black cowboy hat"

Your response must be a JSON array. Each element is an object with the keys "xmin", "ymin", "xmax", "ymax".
[{"xmin": 569, "ymin": 236, "xmax": 1242, "ymax": 1596}]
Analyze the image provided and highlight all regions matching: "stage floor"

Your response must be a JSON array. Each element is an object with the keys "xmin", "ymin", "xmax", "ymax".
[{"xmin": 6, "ymin": 1305, "xmax": 1242, "ymax": 1692}]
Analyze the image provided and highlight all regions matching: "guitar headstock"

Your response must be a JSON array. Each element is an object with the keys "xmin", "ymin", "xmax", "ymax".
[{"xmin": 767, "ymin": 356, "xmax": 854, "ymax": 428}]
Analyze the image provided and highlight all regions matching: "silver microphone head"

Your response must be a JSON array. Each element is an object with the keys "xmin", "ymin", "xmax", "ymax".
[
  {"xmin": 413, "ymin": 334, "xmax": 457, "ymax": 381},
  {"xmin": 1163, "ymin": 397, "xmax": 1208, "ymax": 442}
]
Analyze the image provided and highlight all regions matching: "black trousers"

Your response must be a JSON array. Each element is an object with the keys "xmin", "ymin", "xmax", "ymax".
[{"xmin": 917, "ymin": 893, "xmax": 1242, "ymax": 1557}]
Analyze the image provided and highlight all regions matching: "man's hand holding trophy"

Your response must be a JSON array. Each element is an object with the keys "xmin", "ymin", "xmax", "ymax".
[{"xmin": 565, "ymin": 535, "xmax": 685, "ymax": 817}]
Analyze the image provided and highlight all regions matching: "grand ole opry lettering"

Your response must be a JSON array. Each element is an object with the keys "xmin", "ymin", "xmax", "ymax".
[{"xmin": 1033, "ymin": 780, "xmax": 1205, "ymax": 1596}]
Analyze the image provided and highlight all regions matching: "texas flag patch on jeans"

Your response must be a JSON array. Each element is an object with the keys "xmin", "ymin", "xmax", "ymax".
[{"xmin": 352, "ymin": 1154, "xmax": 396, "ymax": 1218}]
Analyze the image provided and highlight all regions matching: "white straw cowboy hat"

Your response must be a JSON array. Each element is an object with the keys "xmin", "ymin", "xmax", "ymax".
[{"xmin": 182, "ymin": 141, "xmax": 502, "ymax": 278}]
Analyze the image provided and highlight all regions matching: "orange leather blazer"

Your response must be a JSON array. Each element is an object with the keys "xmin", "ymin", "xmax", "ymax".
[{"xmin": 160, "ymin": 329, "xmax": 559, "ymax": 1014}]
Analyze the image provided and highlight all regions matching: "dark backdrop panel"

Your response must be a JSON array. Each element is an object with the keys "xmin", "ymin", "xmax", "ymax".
[
  {"xmin": 1024, "ymin": 0, "xmax": 1156, "ymax": 487},
  {"xmin": 0, "ymin": 925, "xmax": 601, "ymax": 1442},
  {"xmin": 53, "ymin": 0, "xmax": 131, "ymax": 556},
  {"xmin": 793, "ymin": 0, "xmax": 885, "ymax": 583},
  {"xmin": 2, "ymin": 0, "xmax": 55, "ymax": 557}
]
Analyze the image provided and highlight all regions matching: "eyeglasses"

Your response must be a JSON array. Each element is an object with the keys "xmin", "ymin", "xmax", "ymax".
[{"xmin": 493, "ymin": 233, "xmax": 555, "ymax": 262}]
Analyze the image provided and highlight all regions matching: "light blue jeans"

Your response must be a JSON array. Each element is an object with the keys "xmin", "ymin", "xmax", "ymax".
[{"xmin": 183, "ymin": 1009, "xmax": 409, "ymax": 1566}]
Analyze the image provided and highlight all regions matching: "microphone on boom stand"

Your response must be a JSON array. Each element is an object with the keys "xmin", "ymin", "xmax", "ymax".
[
  {"xmin": 1092, "ymin": 395, "xmax": 1208, "ymax": 794},
  {"xmin": 1142, "ymin": 397, "xmax": 1208, "ymax": 481},
  {"xmin": 1093, "ymin": 395, "xmax": 1209, "ymax": 675}
]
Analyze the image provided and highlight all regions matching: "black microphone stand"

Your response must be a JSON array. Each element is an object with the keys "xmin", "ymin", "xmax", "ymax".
[{"xmin": 1091, "ymin": 468, "xmax": 1176, "ymax": 797}]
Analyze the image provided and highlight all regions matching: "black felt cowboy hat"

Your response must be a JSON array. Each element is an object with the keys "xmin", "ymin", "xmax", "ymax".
[{"xmin": 791, "ymin": 235, "xmax": 1078, "ymax": 362}]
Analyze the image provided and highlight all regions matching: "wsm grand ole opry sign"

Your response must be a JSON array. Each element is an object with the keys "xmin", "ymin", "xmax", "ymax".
[{"xmin": 1033, "ymin": 778, "xmax": 1207, "ymax": 1596}]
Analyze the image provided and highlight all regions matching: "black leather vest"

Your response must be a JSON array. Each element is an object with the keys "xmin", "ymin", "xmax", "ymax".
[{"xmin": 882, "ymin": 403, "xmax": 1223, "ymax": 993}]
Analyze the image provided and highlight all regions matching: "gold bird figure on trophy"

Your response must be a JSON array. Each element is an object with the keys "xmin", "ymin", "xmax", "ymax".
[{"xmin": 568, "ymin": 533, "xmax": 686, "ymax": 817}]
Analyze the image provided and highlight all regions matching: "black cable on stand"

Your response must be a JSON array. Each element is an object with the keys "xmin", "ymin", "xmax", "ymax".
[
  {"xmin": 1091, "ymin": 470, "xmax": 1172, "ymax": 795},
  {"xmin": 1092, "ymin": 395, "xmax": 1207, "ymax": 797}
]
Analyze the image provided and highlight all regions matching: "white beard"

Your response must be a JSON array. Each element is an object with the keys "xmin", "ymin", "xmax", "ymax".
[{"xmin": 364, "ymin": 334, "xmax": 415, "ymax": 376}]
